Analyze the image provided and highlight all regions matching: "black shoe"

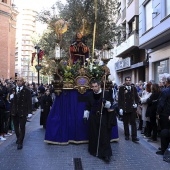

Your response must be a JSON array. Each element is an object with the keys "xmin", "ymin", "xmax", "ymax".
[
  {"xmin": 16, "ymin": 140, "xmax": 19, "ymax": 144},
  {"xmin": 147, "ymin": 139, "xmax": 157, "ymax": 142},
  {"xmin": 103, "ymin": 156, "xmax": 110, "ymax": 163},
  {"xmin": 158, "ymin": 147, "xmax": 161, "ymax": 150},
  {"xmin": 125, "ymin": 136, "xmax": 129, "ymax": 140},
  {"xmin": 141, "ymin": 131, "xmax": 144, "ymax": 135},
  {"xmin": 132, "ymin": 137, "xmax": 139, "ymax": 142},
  {"xmin": 156, "ymin": 150, "xmax": 164, "ymax": 155},
  {"xmin": 17, "ymin": 144, "xmax": 23, "ymax": 150},
  {"xmin": 143, "ymin": 135, "xmax": 151, "ymax": 139}
]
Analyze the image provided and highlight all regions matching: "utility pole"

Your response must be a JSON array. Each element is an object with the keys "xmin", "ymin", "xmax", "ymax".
[
  {"xmin": 35, "ymin": 45, "xmax": 40, "ymax": 85},
  {"xmin": 92, "ymin": 0, "xmax": 97, "ymax": 62}
]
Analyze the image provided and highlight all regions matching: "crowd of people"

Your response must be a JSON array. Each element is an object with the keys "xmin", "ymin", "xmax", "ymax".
[
  {"xmin": 110, "ymin": 75, "xmax": 170, "ymax": 159},
  {"xmin": 0, "ymin": 77, "xmax": 54, "ymax": 148},
  {"xmin": 1, "ymin": 74, "xmax": 170, "ymax": 162}
]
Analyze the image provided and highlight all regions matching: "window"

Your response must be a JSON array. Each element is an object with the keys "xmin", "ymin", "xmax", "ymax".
[
  {"xmin": 2, "ymin": 0, "xmax": 7, "ymax": 3},
  {"xmin": 145, "ymin": 0, "xmax": 152, "ymax": 31},
  {"xmin": 128, "ymin": 16, "xmax": 139, "ymax": 35},
  {"xmin": 166, "ymin": 0, "xmax": 170, "ymax": 16},
  {"xmin": 154, "ymin": 59, "xmax": 169, "ymax": 83}
]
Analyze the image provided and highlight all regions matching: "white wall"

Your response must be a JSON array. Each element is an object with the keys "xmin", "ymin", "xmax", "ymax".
[{"xmin": 149, "ymin": 44, "xmax": 170, "ymax": 80}]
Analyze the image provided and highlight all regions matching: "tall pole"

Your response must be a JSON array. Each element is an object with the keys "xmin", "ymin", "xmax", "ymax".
[
  {"xmin": 32, "ymin": 72, "xmax": 33, "ymax": 83},
  {"xmin": 35, "ymin": 45, "xmax": 40, "ymax": 85},
  {"xmin": 37, "ymin": 51, "xmax": 40, "ymax": 86},
  {"xmin": 92, "ymin": 0, "xmax": 97, "ymax": 62}
]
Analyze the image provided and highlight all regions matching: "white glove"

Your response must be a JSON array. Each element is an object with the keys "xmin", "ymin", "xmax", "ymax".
[
  {"xmin": 83, "ymin": 110, "xmax": 90, "ymax": 120},
  {"xmin": 41, "ymin": 109, "xmax": 44, "ymax": 112},
  {"xmin": 119, "ymin": 109, "xmax": 123, "ymax": 115},
  {"xmin": 133, "ymin": 104, "xmax": 137, "ymax": 108},
  {"xmin": 10, "ymin": 94, "xmax": 14, "ymax": 100},
  {"xmin": 104, "ymin": 101, "xmax": 111, "ymax": 109}
]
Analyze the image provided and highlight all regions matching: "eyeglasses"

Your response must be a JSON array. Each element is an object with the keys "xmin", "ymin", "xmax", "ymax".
[
  {"xmin": 125, "ymin": 80, "xmax": 131, "ymax": 81},
  {"xmin": 17, "ymin": 80, "xmax": 23, "ymax": 82}
]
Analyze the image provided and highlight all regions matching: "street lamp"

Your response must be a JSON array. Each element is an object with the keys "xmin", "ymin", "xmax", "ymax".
[{"xmin": 34, "ymin": 45, "xmax": 42, "ymax": 85}]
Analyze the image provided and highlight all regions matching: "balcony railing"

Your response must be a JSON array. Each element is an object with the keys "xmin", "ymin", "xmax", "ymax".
[
  {"xmin": 122, "ymin": 7, "xmax": 126, "ymax": 21},
  {"xmin": 116, "ymin": 13, "xmax": 121, "ymax": 23},
  {"xmin": 127, "ymin": 0, "xmax": 133, "ymax": 7},
  {"xmin": 114, "ymin": 32, "xmax": 139, "ymax": 57}
]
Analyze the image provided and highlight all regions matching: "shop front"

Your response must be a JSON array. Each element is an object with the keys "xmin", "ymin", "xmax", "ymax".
[{"xmin": 115, "ymin": 57, "xmax": 147, "ymax": 85}]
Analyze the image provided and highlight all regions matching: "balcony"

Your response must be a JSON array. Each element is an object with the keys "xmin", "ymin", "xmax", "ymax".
[
  {"xmin": 116, "ymin": 13, "xmax": 121, "ymax": 23},
  {"xmin": 114, "ymin": 32, "xmax": 139, "ymax": 57},
  {"xmin": 122, "ymin": 7, "xmax": 126, "ymax": 21}
]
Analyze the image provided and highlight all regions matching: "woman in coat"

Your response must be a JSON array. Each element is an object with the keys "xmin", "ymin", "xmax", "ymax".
[
  {"xmin": 146, "ymin": 83, "xmax": 160, "ymax": 142},
  {"xmin": 140, "ymin": 83, "xmax": 152, "ymax": 134},
  {"xmin": 40, "ymin": 89, "xmax": 53, "ymax": 129}
]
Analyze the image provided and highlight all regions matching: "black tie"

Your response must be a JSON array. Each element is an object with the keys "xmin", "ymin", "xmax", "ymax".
[{"xmin": 18, "ymin": 87, "xmax": 20, "ymax": 93}]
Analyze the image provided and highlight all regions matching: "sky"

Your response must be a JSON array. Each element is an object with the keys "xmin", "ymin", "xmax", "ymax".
[
  {"xmin": 14, "ymin": 0, "xmax": 67, "ymax": 34},
  {"xmin": 14, "ymin": 0, "xmax": 66, "ymax": 12}
]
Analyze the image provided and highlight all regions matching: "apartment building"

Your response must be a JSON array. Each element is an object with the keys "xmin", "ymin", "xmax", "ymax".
[
  {"xmin": 0, "ymin": 0, "xmax": 18, "ymax": 79},
  {"xmin": 139, "ymin": 0, "xmax": 170, "ymax": 83},
  {"xmin": 114, "ymin": 0, "xmax": 147, "ymax": 85},
  {"xmin": 15, "ymin": 7, "xmax": 37, "ymax": 83}
]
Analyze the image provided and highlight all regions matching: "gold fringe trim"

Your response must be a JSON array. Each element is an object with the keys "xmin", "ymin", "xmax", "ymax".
[{"xmin": 44, "ymin": 138, "xmax": 119, "ymax": 145}]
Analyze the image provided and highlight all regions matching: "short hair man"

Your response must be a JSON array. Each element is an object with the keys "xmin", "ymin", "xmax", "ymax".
[
  {"xmin": 118, "ymin": 76, "xmax": 139, "ymax": 142},
  {"xmin": 156, "ymin": 76, "xmax": 170, "ymax": 155},
  {"xmin": 83, "ymin": 80, "xmax": 113, "ymax": 162},
  {"xmin": 10, "ymin": 77, "xmax": 32, "ymax": 150}
]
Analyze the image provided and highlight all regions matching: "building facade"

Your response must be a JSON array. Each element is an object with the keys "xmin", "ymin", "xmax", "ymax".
[
  {"xmin": 113, "ymin": 0, "xmax": 147, "ymax": 85},
  {"xmin": 0, "ymin": 0, "xmax": 18, "ymax": 79},
  {"xmin": 15, "ymin": 7, "xmax": 37, "ymax": 83},
  {"xmin": 139, "ymin": 0, "xmax": 170, "ymax": 83}
]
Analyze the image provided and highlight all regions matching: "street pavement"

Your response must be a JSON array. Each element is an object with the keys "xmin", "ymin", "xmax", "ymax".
[{"xmin": 0, "ymin": 109, "xmax": 170, "ymax": 170}]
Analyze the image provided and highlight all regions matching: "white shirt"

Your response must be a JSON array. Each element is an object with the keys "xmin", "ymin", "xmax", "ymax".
[
  {"xmin": 94, "ymin": 88, "xmax": 102, "ymax": 94},
  {"xmin": 10, "ymin": 86, "xmax": 23, "ymax": 100},
  {"xmin": 126, "ymin": 86, "xmax": 131, "ymax": 91},
  {"xmin": 16, "ymin": 86, "xmax": 23, "ymax": 93}
]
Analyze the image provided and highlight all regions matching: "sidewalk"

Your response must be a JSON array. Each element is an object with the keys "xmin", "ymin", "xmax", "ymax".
[
  {"xmin": 118, "ymin": 119, "xmax": 161, "ymax": 153},
  {"xmin": 0, "ymin": 111, "xmax": 36, "ymax": 147},
  {"xmin": 0, "ymin": 110, "xmax": 169, "ymax": 170}
]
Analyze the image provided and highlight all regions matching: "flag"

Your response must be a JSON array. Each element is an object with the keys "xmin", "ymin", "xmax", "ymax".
[
  {"xmin": 31, "ymin": 52, "xmax": 36, "ymax": 66},
  {"xmin": 38, "ymin": 50, "xmax": 44, "ymax": 60}
]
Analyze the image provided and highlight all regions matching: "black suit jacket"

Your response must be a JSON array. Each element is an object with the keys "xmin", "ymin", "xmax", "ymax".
[
  {"xmin": 10, "ymin": 86, "xmax": 32, "ymax": 117},
  {"xmin": 118, "ymin": 84, "xmax": 139, "ymax": 113}
]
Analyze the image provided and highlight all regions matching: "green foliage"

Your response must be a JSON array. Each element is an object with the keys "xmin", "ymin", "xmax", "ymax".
[
  {"xmin": 58, "ymin": 59, "xmax": 104, "ymax": 82},
  {"xmin": 87, "ymin": 64, "xmax": 104, "ymax": 81},
  {"xmin": 36, "ymin": 0, "xmax": 120, "ymax": 79},
  {"xmin": 37, "ymin": 0, "xmax": 120, "ymax": 53}
]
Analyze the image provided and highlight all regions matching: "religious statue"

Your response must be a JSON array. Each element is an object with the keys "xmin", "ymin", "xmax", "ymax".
[{"xmin": 69, "ymin": 32, "xmax": 89, "ymax": 65}]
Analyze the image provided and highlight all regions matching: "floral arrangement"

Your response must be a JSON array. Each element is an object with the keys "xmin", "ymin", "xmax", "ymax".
[
  {"xmin": 86, "ymin": 63, "xmax": 104, "ymax": 80},
  {"xmin": 59, "ymin": 59, "xmax": 105, "ymax": 83}
]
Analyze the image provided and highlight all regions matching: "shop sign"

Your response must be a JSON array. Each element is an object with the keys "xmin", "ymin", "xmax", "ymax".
[{"xmin": 115, "ymin": 57, "xmax": 131, "ymax": 70}]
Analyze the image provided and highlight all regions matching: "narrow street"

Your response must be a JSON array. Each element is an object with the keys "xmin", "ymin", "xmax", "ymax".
[{"xmin": 0, "ymin": 110, "xmax": 169, "ymax": 170}]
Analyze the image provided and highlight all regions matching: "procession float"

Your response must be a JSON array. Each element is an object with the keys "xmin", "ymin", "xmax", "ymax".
[{"xmin": 44, "ymin": 18, "xmax": 119, "ymax": 145}]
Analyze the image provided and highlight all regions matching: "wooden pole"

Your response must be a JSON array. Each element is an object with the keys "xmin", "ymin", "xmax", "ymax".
[{"xmin": 92, "ymin": 0, "xmax": 97, "ymax": 62}]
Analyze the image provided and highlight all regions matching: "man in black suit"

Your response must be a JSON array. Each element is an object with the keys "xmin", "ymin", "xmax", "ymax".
[
  {"xmin": 10, "ymin": 77, "xmax": 32, "ymax": 150},
  {"xmin": 83, "ymin": 80, "xmax": 112, "ymax": 163},
  {"xmin": 156, "ymin": 75, "xmax": 170, "ymax": 155},
  {"xmin": 118, "ymin": 76, "xmax": 139, "ymax": 142}
]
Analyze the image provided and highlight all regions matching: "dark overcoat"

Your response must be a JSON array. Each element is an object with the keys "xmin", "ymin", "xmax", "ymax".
[
  {"xmin": 40, "ymin": 94, "xmax": 53, "ymax": 126},
  {"xmin": 85, "ymin": 90, "xmax": 113, "ymax": 158},
  {"xmin": 145, "ymin": 92, "xmax": 160, "ymax": 117},
  {"xmin": 157, "ymin": 86, "xmax": 170, "ymax": 129},
  {"xmin": 10, "ymin": 87, "xmax": 32, "ymax": 117},
  {"xmin": 118, "ymin": 84, "xmax": 139, "ymax": 113}
]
